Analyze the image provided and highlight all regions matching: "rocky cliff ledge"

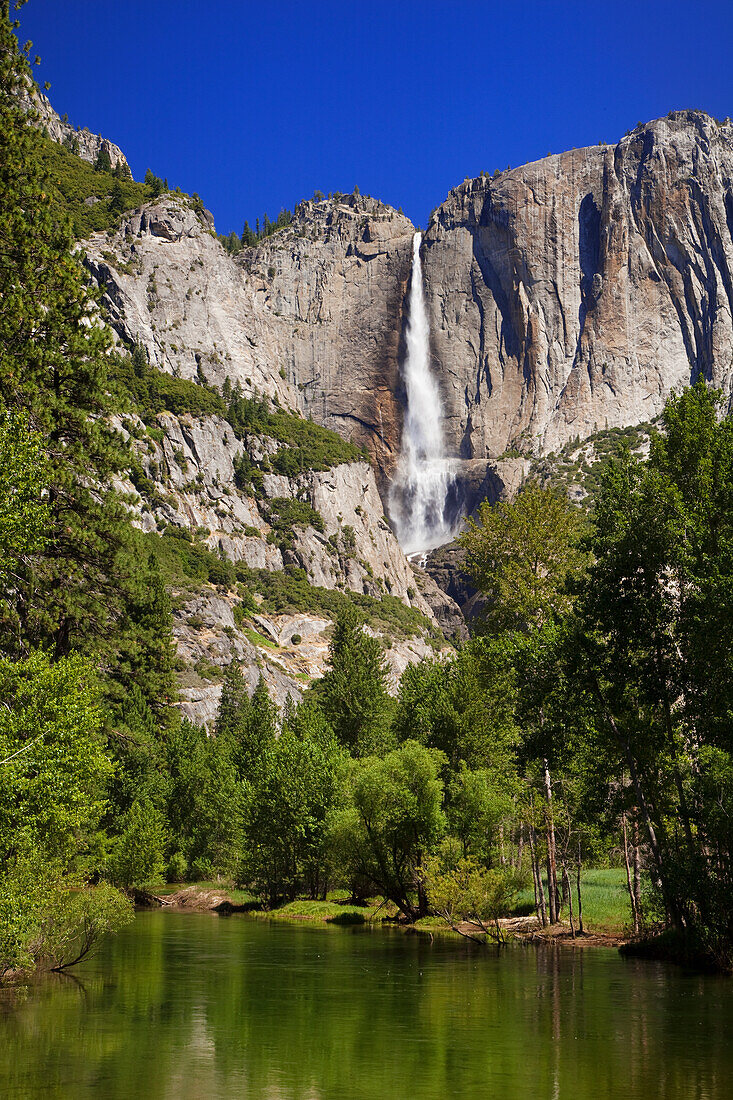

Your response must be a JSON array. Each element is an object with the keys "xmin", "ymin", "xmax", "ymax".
[{"xmin": 422, "ymin": 110, "xmax": 733, "ymax": 472}]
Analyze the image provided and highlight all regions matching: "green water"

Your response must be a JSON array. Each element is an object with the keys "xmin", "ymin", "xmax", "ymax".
[{"xmin": 1, "ymin": 912, "xmax": 731, "ymax": 1099}]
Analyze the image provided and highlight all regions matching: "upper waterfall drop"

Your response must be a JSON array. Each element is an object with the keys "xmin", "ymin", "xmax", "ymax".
[{"xmin": 390, "ymin": 232, "xmax": 457, "ymax": 558}]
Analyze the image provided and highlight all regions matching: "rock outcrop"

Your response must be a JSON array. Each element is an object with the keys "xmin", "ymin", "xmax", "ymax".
[
  {"xmin": 55, "ymin": 99, "xmax": 733, "ymax": 716},
  {"xmin": 29, "ymin": 88, "xmax": 130, "ymax": 173},
  {"xmin": 421, "ymin": 110, "xmax": 733, "ymax": 474}
]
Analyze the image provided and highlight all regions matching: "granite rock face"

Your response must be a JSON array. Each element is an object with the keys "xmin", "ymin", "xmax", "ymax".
[
  {"xmin": 88, "ymin": 193, "xmax": 416, "ymax": 488},
  {"xmin": 86, "ymin": 202, "xmax": 297, "ymax": 407},
  {"xmin": 421, "ymin": 110, "xmax": 733, "ymax": 468},
  {"xmin": 245, "ymin": 196, "xmax": 415, "ymax": 479}
]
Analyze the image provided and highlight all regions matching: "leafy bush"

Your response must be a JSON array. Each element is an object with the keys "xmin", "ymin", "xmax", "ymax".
[
  {"xmin": 266, "ymin": 497, "xmax": 325, "ymax": 535},
  {"xmin": 113, "ymin": 347, "xmax": 227, "ymax": 422},
  {"xmin": 235, "ymin": 564, "xmax": 436, "ymax": 640},
  {"xmin": 224, "ymin": 383, "xmax": 363, "ymax": 473},
  {"xmin": 141, "ymin": 529, "xmax": 236, "ymax": 590},
  {"xmin": 37, "ymin": 132, "xmax": 149, "ymax": 236}
]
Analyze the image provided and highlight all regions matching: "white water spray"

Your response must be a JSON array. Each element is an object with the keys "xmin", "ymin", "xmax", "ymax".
[{"xmin": 390, "ymin": 232, "xmax": 456, "ymax": 558}]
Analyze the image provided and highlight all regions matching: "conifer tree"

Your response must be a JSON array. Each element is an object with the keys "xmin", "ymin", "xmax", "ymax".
[
  {"xmin": 317, "ymin": 604, "xmax": 393, "ymax": 756},
  {"xmin": 216, "ymin": 662, "xmax": 251, "ymax": 739},
  {"xmin": 108, "ymin": 178, "xmax": 125, "ymax": 216},
  {"xmin": 94, "ymin": 144, "xmax": 112, "ymax": 173},
  {"xmin": 0, "ymin": 10, "xmax": 177, "ymax": 721}
]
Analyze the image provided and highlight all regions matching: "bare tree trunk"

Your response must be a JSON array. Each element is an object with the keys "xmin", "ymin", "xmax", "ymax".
[
  {"xmin": 516, "ymin": 823, "xmax": 525, "ymax": 871},
  {"xmin": 563, "ymin": 863, "xmax": 575, "ymax": 937},
  {"xmin": 499, "ymin": 824, "xmax": 506, "ymax": 867},
  {"xmin": 529, "ymin": 822, "xmax": 547, "ymax": 926},
  {"xmin": 623, "ymin": 812, "xmax": 640, "ymax": 935},
  {"xmin": 632, "ymin": 815, "xmax": 643, "ymax": 930},
  {"xmin": 590, "ymin": 675, "xmax": 685, "ymax": 927},
  {"xmin": 576, "ymin": 841, "xmax": 584, "ymax": 935},
  {"xmin": 543, "ymin": 758, "xmax": 559, "ymax": 923}
]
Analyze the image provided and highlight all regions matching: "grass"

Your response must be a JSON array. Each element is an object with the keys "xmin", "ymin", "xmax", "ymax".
[
  {"xmin": 242, "ymin": 626, "xmax": 279, "ymax": 650},
  {"xmin": 513, "ymin": 866, "xmax": 635, "ymax": 935},
  {"xmin": 158, "ymin": 870, "xmax": 637, "ymax": 940}
]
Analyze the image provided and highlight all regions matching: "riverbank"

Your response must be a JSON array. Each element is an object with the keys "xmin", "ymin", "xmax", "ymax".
[{"xmin": 148, "ymin": 882, "xmax": 628, "ymax": 949}]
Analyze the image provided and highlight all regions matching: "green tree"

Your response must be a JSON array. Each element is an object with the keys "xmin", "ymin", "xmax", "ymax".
[
  {"xmin": 424, "ymin": 853, "xmax": 519, "ymax": 942},
  {"xmin": 241, "ymin": 700, "xmax": 342, "ymax": 905},
  {"xmin": 0, "ymin": 407, "xmax": 48, "ymax": 583},
  {"xmin": 108, "ymin": 178, "xmax": 125, "ymax": 215},
  {"xmin": 576, "ymin": 382, "xmax": 733, "ymax": 965},
  {"xmin": 0, "ymin": 651, "xmax": 110, "ymax": 865},
  {"xmin": 108, "ymin": 799, "xmax": 168, "ymax": 893},
  {"xmin": 94, "ymin": 144, "xmax": 112, "ymax": 173},
  {"xmin": 317, "ymin": 604, "xmax": 393, "ymax": 756},
  {"xmin": 215, "ymin": 661, "xmax": 251, "ymax": 739},
  {"xmin": 0, "ymin": 13, "xmax": 134, "ymax": 660},
  {"xmin": 144, "ymin": 168, "xmax": 163, "ymax": 197},
  {"xmin": 166, "ymin": 720, "xmax": 243, "ymax": 880},
  {"xmin": 459, "ymin": 482, "xmax": 587, "ymax": 632},
  {"xmin": 330, "ymin": 740, "xmax": 446, "ymax": 920}
]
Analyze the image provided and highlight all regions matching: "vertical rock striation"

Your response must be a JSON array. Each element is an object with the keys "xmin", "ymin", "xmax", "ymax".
[{"xmin": 421, "ymin": 110, "xmax": 733, "ymax": 483}]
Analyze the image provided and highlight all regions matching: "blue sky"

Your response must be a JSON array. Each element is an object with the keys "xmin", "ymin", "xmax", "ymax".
[{"xmin": 19, "ymin": 0, "xmax": 733, "ymax": 234}]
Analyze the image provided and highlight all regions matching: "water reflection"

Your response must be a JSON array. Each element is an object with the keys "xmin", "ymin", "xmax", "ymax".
[{"xmin": 1, "ymin": 912, "xmax": 731, "ymax": 1099}]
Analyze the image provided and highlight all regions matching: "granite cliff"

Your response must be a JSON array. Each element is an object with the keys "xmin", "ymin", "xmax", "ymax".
[
  {"xmin": 37, "ymin": 94, "xmax": 733, "ymax": 715},
  {"xmin": 421, "ymin": 109, "xmax": 733, "ymax": 475},
  {"xmin": 88, "ymin": 110, "xmax": 733, "ymax": 524}
]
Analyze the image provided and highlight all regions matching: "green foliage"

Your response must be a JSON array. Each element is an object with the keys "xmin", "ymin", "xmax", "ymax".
[
  {"xmin": 225, "ymin": 383, "xmax": 363, "ymax": 476},
  {"xmin": 36, "ymin": 131, "xmax": 149, "ymax": 236},
  {"xmin": 459, "ymin": 482, "xmax": 588, "ymax": 632},
  {"xmin": 165, "ymin": 720, "xmax": 243, "ymax": 880},
  {"xmin": 35, "ymin": 881, "xmax": 134, "ymax": 971},
  {"xmin": 218, "ymin": 208, "xmax": 294, "ymax": 253},
  {"xmin": 0, "ymin": 855, "xmax": 132, "ymax": 978},
  {"xmin": 0, "ymin": 651, "xmax": 110, "ymax": 864},
  {"xmin": 265, "ymin": 497, "xmax": 325, "ymax": 536},
  {"xmin": 330, "ymin": 741, "xmax": 446, "ymax": 920},
  {"xmin": 240, "ymin": 700, "xmax": 342, "ymax": 905},
  {"xmin": 108, "ymin": 799, "xmax": 168, "ymax": 892},
  {"xmin": 575, "ymin": 381, "xmax": 733, "ymax": 966},
  {"xmin": 530, "ymin": 421, "xmax": 655, "ymax": 505},
  {"xmin": 142, "ymin": 528, "xmax": 235, "ymax": 590},
  {"xmin": 214, "ymin": 673, "xmax": 277, "ymax": 783},
  {"xmin": 0, "ymin": 407, "xmax": 49, "ymax": 580},
  {"xmin": 425, "ymin": 853, "xmax": 521, "ymax": 941},
  {"xmin": 113, "ymin": 345, "xmax": 227, "ymax": 422},
  {"xmin": 316, "ymin": 604, "xmax": 394, "ymax": 757},
  {"xmin": 395, "ymin": 643, "xmax": 519, "ymax": 772},
  {"xmin": 235, "ymin": 564, "xmax": 435, "ymax": 640},
  {"xmin": 447, "ymin": 767, "xmax": 516, "ymax": 865}
]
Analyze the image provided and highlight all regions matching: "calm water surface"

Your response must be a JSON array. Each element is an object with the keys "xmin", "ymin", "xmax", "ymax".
[{"xmin": 1, "ymin": 910, "xmax": 731, "ymax": 1099}]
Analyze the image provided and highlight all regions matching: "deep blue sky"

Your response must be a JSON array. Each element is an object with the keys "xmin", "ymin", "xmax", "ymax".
[{"xmin": 19, "ymin": 0, "xmax": 733, "ymax": 234}]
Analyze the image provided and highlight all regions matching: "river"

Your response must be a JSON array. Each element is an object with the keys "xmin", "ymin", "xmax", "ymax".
[{"xmin": 1, "ymin": 911, "xmax": 731, "ymax": 1098}]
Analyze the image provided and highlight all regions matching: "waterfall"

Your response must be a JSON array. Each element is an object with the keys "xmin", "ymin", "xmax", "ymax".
[{"xmin": 390, "ymin": 232, "xmax": 456, "ymax": 558}]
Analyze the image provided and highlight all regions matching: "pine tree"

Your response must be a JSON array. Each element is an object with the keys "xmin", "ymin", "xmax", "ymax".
[
  {"xmin": 94, "ymin": 144, "xmax": 112, "ymax": 173},
  {"xmin": 318, "ymin": 605, "xmax": 393, "ymax": 756},
  {"xmin": 216, "ymin": 662, "xmax": 251, "ymax": 739},
  {"xmin": 0, "ymin": 14, "xmax": 178, "ymax": 723},
  {"xmin": 108, "ymin": 178, "xmax": 125, "ymax": 216},
  {"xmin": 0, "ymin": 13, "xmax": 133, "ymax": 658}
]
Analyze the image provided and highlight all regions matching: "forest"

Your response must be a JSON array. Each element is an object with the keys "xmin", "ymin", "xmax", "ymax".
[{"xmin": 1, "ymin": 4, "xmax": 733, "ymax": 983}]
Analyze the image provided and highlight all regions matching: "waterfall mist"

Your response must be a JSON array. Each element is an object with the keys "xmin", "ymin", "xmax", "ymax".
[{"xmin": 390, "ymin": 232, "xmax": 458, "ymax": 558}]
